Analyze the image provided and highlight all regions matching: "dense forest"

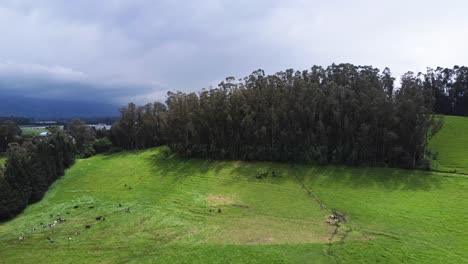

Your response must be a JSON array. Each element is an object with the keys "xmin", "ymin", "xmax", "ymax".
[
  {"xmin": 424, "ymin": 66, "xmax": 468, "ymax": 116},
  {"xmin": 112, "ymin": 63, "xmax": 447, "ymax": 168},
  {"xmin": 0, "ymin": 120, "xmax": 22, "ymax": 153},
  {"xmin": 0, "ymin": 128, "xmax": 75, "ymax": 219},
  {"xmin": 0, "ymin": 121, "xmax": 111, "ymax": 220}
]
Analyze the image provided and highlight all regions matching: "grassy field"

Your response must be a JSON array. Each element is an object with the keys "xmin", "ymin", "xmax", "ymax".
[
  {"xmin": 429, "ymin": 115, "xmax": 468, "ymax": 174},
  {"xmin": 0, "ymin": 147, "xmax": 466, "ymax": 263},
  {"xmin": 20, "ymin": 126, "xmax": 48, "ymax": 136}
]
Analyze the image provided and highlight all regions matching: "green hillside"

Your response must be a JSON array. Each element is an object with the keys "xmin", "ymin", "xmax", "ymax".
[
  {"xmin": 0, "ymin": 147, "xmax": 466, "ymax": 263},
  {"xmin": 429, "ymin": 115, "xmax": 468, "ymax": 174}
]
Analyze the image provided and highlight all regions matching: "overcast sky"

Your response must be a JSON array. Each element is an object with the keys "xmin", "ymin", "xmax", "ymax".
[{"xmin": 0, "ymin": 0, "xmax": 467, "ymax": 104}]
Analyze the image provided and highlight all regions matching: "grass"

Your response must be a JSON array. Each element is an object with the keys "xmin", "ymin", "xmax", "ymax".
[
  {"xmin": 0, "ymin": 154, "xmax": 6, "ymax": 165},
  {"xmin": 298, "ymin": 166, "xmax": 467, "ymax": 263},
  {"xmin": 0, "ymin": 147, "xmax": 466, "ymax": 263},
  {"xmin": 429, "ymin": 115, "xmax": 468, "ymax": 174}
]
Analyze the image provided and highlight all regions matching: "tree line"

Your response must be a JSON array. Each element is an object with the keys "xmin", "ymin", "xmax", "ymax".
[
  {"xmin": 0, "ymin": 128, "xmax": 75, "ymax": 220},
  {"xmin": 111, "ymin": 63, "xmax": 447, "ymax": 169},
  {"xmin": 424, "ymin": 66, "xmax": 468, "ymax": 116},
  {"xmin": 0, "ymin": 120, "xmax": 112, "ymax": 220},
  {"xmin": 0, "ymin": 120, "xmax": 22, "ymax": 153}
]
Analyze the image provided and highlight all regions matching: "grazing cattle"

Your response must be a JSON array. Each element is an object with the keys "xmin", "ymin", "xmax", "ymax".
[
  {"xmin": 119, "ymin": 204, "xmax": 122, "ymax": 207},
  {"xmin": 96, "ymin": 216, "xmax": 102, "ymax": 221},
  {"xmin": 19, "ymin": 236, "xmax": 24, "ymax": 241},
  {"xmin": 85, "ymin": 225, "xmax": 91, "ymax": 229},
  {"xmin": 66, "ymin": 212, "xmax": 70, "ymax": 215},
  {"xmin": 89, "ymin": 206, "xmax": 94, "ymax": 209},
  {"xmin": 74, "ymin": 205, "xmax": 79, "ymax": 209},
  {"xmin": 42, "ymin": 225, "xmax": 47, "ymax": 228},
  {"xmin": 217, "ymin": 208, "xmax": 222, "ymax": 213},
  {"xmin": 75, "ymin": 232, "xmax": 80, "ymax": 236},
  {"xmin": 125, "ymin": 208, "xmax": 131, "ymax": 213},
  {"xmin": 68, "ymin": 237, "xmax": 72, "ymax": 240},
  {"xmin": 49, "ymin": 214, "xmax": 53, "ymax": 218},
  {"xmin": 31, "ymin": 227, "xmax": 36, "ymax": 231}
]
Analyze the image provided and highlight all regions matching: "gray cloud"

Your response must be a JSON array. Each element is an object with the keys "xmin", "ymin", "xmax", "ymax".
[{"xmin": 0, "ymin": 0, "xmax": 467, "ymax": 104}]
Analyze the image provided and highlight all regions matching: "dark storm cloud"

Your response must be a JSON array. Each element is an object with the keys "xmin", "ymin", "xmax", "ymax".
[{"xmin": 0, "ymin": 0, "xmax": 467, "ymax": 103}]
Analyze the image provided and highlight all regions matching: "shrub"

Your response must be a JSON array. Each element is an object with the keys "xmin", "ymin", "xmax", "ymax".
[{"xmin": 93, "ymin": 138, "xmax": 113, "ymax": 154}]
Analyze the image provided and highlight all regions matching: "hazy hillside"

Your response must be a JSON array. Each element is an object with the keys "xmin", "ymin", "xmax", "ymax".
[
  {"xmin": 0, "ymin": 147, "xmax": 465, "ymax": 263},
  {"xmin": 0, "ymin": 95, "xmax": 118, "ymax": 119}
]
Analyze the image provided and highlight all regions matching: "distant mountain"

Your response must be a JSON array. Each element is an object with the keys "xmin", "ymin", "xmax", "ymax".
[{"xmin": 0, "ymin": 95, "xmax": 119, "ymax": 119}]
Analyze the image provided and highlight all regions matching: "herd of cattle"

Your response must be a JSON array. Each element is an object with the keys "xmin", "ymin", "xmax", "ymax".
[{"xmin": 17, "ymin": 204, "xmax": 131, "ymax": 243}]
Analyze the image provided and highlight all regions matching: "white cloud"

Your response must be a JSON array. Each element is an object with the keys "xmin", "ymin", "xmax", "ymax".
[{"xmin": 0, "ymin": 0, "xmax": 466, "ymax": 103}]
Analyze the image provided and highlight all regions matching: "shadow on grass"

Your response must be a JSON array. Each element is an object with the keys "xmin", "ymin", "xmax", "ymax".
[
  {"xmin": 295, "ymin": 165, "xmax": 443, "ymax": 191},
  {"xmin": 145, "ymin": 149, "xmax": 291, "ymax": 186},
  {"xmin": 142, "ymin": 147, "xmax": 442, "ymax": 191}
]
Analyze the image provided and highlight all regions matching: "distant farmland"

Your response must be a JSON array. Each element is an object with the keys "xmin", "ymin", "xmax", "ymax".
[{"xmin": 20, "ymin": 126, "xmax": 51, "ymax": 136}]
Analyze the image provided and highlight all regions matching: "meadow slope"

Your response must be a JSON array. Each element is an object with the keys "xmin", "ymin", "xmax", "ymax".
[
  {"xmin": 429, "ymin": 115, "xmax": 468, "ymax": 174},
  {"xmin": 0, "ymin": 146, "xmax": 466, "ymax": 263}
]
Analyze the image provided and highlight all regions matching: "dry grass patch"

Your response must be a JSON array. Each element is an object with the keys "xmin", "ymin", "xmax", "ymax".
[
  {"xmin": 206, "ymin": 194, "xmax": 237, "ymax": 207},
  {"xmin": 208, "ymin": 215, "xmax": 334, "ymax": 245}
]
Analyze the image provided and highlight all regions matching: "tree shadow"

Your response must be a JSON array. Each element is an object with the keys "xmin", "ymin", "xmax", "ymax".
[
  {"xmin": 143, "ymin": 147, "xmax": 443, "ymax": 192},
  {"xmin": 295, "ymin": 165, "xmax": 443, "ymax": 191},
  {"xmin": 145, "ymin": 150, "xmax": 291, "ymax": 187}
]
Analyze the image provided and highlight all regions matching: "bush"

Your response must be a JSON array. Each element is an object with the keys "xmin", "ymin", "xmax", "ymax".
[
  {"xmin": 78, "ymin": 144, "xmax": 96, "ymax": 159},
  {"xmin": 93, "ymin": 138, "xmax": 113, "ymax": 154}
]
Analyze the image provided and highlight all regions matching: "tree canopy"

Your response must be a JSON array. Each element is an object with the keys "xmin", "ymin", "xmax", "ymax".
[{"xmin": 112, "ymin": 63, "xmax": 444, "ymax": 169}]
